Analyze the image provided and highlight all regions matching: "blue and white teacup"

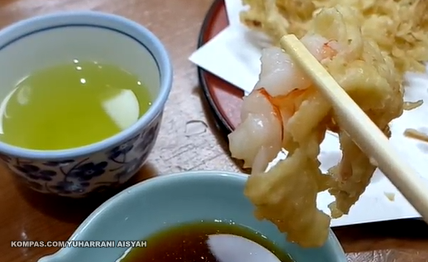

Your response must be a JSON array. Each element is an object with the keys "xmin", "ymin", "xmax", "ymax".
[{"xmin": 0, "ymin": 11, "xmax": 172, "ymax": 197}]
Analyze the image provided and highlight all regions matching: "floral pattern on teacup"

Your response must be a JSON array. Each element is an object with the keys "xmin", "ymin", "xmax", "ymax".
[{"xmin": 2, "ymin": 113, "xmax": 163, "ymax": 198}]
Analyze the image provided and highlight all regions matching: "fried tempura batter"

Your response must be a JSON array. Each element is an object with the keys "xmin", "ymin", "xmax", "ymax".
[
  {"xmin": 241, "ymin": 0, "xmax": 428, "ymax": 75},
  {"xmin": 229, "ymin": 5, "xmax": 409, "ymax": 247}
]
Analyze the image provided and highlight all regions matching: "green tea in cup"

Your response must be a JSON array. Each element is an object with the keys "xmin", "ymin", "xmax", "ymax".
[
  {"xmin": 0, "ymin": 11, "xmax": 172, "ymax": 197},
  {"xmin": 0, "ymin": 59, "xmax": 152, "ymax": 150}
]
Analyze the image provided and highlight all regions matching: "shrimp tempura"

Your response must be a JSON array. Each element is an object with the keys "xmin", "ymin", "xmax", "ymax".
[{"xmin": 228, "ymin": 6, "xmax": 403, "ymax": 247}]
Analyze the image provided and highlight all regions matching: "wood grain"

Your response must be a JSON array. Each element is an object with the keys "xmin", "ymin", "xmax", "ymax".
[{"xmin": 0, "ymin": 0, "xmax": 426, "ymax": 261}]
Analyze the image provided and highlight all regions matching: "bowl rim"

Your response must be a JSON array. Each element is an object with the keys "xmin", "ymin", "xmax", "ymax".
[
  {"xmin": 38, "ymin": 171, "xmax": 347, "ymax": 262},
  {"xmin": 0, "ymin": 11, "xmax": 173, "ymax": 160}
]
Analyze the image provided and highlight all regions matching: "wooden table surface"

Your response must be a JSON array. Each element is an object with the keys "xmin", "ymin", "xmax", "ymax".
[{"xmin": 0, "ymin": 0, "xmax": 427, "ymax": 261}]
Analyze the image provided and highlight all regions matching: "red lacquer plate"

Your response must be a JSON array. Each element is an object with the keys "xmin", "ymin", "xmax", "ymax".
[{"xmin": 198, "ymin": 0, "xmax": 243, "ymax": 134}]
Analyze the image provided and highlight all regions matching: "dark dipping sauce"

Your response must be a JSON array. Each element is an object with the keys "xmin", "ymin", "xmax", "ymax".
[{"xmin": 121, "ymin": 220, "xmax": 293, "ymax": 262}]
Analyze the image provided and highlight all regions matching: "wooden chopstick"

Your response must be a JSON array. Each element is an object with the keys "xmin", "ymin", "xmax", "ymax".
[{"xmin": 279, "ymin": 34, "xmax": 428, "ymax": 223}]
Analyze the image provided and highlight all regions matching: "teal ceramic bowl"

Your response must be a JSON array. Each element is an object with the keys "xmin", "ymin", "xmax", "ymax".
[{"xmin": 37, "ymin": 171, "xmax": 346, "ymax": 262}]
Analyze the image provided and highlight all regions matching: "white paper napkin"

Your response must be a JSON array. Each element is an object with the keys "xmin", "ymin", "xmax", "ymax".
[
  {"xmin": 189, "ymin": 24, "xmax": 262, "ymax": 94},
  {"xmin": 225, "ymin": 0, "xmax": 244, "ymax": 26}
]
